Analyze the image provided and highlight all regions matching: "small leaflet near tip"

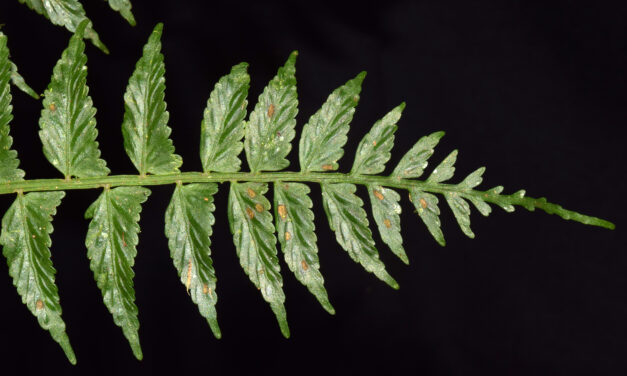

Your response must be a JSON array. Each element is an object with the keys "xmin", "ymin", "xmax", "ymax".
[{"xmin": 321, "ymin": 183, "xmax": 398, "ymax": 288}]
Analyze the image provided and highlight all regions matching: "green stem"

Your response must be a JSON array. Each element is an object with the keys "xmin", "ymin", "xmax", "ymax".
[{"xmin": 1, "ymin": 171, "xmax": 614, "ymax": 230}]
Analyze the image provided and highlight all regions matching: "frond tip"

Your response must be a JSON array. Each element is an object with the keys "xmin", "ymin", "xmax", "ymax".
[{"xmin": 0, "ymin": 22, "xmax": 614, "ymax": 364}]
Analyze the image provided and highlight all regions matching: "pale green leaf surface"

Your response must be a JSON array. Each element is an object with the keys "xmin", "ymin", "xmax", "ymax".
[
  {"xmin": 244, "ymin": 52, "xmax": 298, "ymax": 172},
  {"xmin": 122, "ymin": 23, "xmax": 182, "ymax": 175},
  {"xmin": 409, "ymin": 188, "xmax": 445, "ymax": 246},
  {"xmin": 228, "ymin": 182, "xmax": 289, "ymax": 337},
  {"xmin": 200, "ymin": 63, "xmax": 250, "ymax": 172},
  {"xmin": 321, "ymin": 183, "xmax": 398, "ymax": 289},
  {"xmin": 368, "ymin": 185, "xmax": 407, "ymax": 264},
  {"xmin": 445, "ymin": 193, "xmax": 474, "ymax": 238},
  {"xmin": 11, "ymin": 62, "xmax": 39, "ymax": 99},
  {"xmin": 459, "ymin": 167, "xmax": 485, "ymax": 190},
  {"xmin": 39, "ymin": 21, "xmax": 109, "ymax": 179},
  {"xmin": 165, "ymin": 183, "xmax": 220, "ymax": 338},
  {"xmin": 0, "ymin": 34, "xmax": 25, "ymax": 182},
  {"xmin": 392, "ymin": 131, "xmax": 444, "ymax": 179},
  {"xmin": 105, "ymin": 0, "xmax": 136, "ymax": 26},
  {"xmin": 427, "ymin": 150, "xmax": 457, "ymax": 183},
  {"xmin": 299, "ymin": 72, "xmax": 365, "ymax": 172},
  {"xmin": 274, "ymin": 182, "xmax": 334, "ymax": 314},
  {"xmin": 85, "ymin": 186, "xmax": 150, "ymax": 360},
  {"xmin": 19, "ymin": 0, "xmax": 109, "ymax": 53},
  {"xmin": 351, "ymin": 103, "xmax": 404, "ymax": 175},
  {"xmin": 0, "ymin": 191, "xmax": 75, "ymax": 364}
]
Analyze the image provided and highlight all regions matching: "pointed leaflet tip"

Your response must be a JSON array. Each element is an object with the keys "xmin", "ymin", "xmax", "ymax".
[{"xmin": 299, "ymin": 72, "xmax": 365, "ymax": 172}]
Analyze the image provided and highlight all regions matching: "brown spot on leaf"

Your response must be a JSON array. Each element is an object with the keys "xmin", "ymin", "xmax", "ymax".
[
  {"xmin": 36, "ymin": 300, "xmax": 44, "ymax": 310},
  {"xmin": 49, "ymin": 103, "xmax": 56, "ymax": 112},
  {"xmin": 255, "ymin": 203, "xmax": 264, "ymax": 212},
  {"xmin": 203, "ymin": 284, "xmax": 209, "ymax": 294},
  {"xmin": 419, "ymin": 198, "xmax": 427, "ymax": 209},
  {"xmin": 246, "ymin": 207, "xmax": 255, "ymax": 219},
  {"xmin": 373, "ymin": 190, "xmax": 384, "ymax": 200},
  {"xmin": 322, "ymin": 164, "xmax": 334, "ymax": 171},
  {"xmin": 384, "ymin": 219, "xmax": 392, "ymax": 228},
  {"xmin": 372, "ymin": 140, "xmax": 377, "ymax": 146},
  {"xmin": 278, "ymin": 204, "xmax": 287, "ymax": 220},
  {"xmin": 203, "ymin": 197, "xmax": 209, "ymax": 202},
  {"xmin": 267, "ymin": 103, "xmax": 275, "ymax": 118},
  {"xmin": 186, "ymin": 260, "xmax": 192, "ymax": 294},
  {"xmin": 247, "ymin": 188, "xmax": 256, "ymax": 198},
  {"xmin": 301, "ymin": 260, "xmax": 309, "ymax": 271},
  {"xmin": 285, "ymin": 231, "xmax": 292, "ymax": 241}
]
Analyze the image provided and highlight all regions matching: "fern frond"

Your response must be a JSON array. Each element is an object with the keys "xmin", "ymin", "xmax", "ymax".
[
  {"xmin": 0, "ymin": 23, "xmax": 615, "ymax": 364},
  {"xmin": 18, "ymin": 0, "xmax": 109, "ymax": 53}
]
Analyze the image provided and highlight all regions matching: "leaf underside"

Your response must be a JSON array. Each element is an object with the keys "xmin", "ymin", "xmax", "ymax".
[
  {"xmin": 85, "ymin": 186, "xmax": 150, "ymax": 360},
  {"xmin": 322, "ymin": 183, "xmax": 399, "ymax": 289},
  {"xmin": 0, "ymin": 191, "xmax": 75, "ymax": 364},
  {"xmin": 299, "ymin": 72, "xmax": 365, "ymax": 172},
  {"xmin": 122, "ymin": 23, "xmax": 182, "ymax": 176},
  {"xmin": 0, "ymin": 22, "xmax": 615, "ymax": 364},
  {"xmin": 228, "ymin": 182, "xmax": 289, "ymax": 337},
  {"xmin": 200, "ymin": 62, "xmax": 250, "ymax": 172},
  {"xmin": 165, "ymin": 183, "xmax": 221, "ymax": 338},
  {"xmin": 245, "ymin": 51, "xmax": 298, "ymax": 172},
  {"xmin": 39, "ymin": 20, "xmax": 109, "ymax": 179},
  {"xmin": 274, "ymin": 182, "xmax": 334, "ymax": 314}
]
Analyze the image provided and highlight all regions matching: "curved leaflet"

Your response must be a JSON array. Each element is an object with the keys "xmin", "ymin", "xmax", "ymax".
[
  {"xmin": 228, "ymin": 182, "xmax": 289, "ymax": 337},
  {"xmin": 0, "ymin": 191, "xmax": 75, "ymax": 364},
  {"xmin": 165, "ymin": 183, "xmax": 221, "ymax": 338},
  {"xmin": 84, "ymin": 186, "xmax": 150, "ymax": 360}
]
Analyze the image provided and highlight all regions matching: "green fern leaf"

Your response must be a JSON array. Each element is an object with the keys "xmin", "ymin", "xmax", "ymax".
[
  {"xmin": 274, "ymin": 182, "xmax": 334, "ymax": 314},
  {"xmin": 299, "ymin": 72, "xmax": 365, "ymax": 172},
  {"xmin": 409, "ymin": 189, "xmax": 445, "ymax": 246},
  {"xmin": 244, "ymin": 51, "xmax": 298, "ymax": 172},
  {"xmin": 200, "ymin": 63, "xmax": 250, "ymax": 172},
  {"xmin": 165, "ymin": 183, "xmax": 221, "ymax": 338},
  {"xmin": 18, "ymin": 0, "xmax": 109, "ymax": 53},
  {"xmin": 444, "ymin": 193, "xmax": 474, "ymax": 238},
  {"xmin": 39, "ymin": 20, "xmax": 109, "ymax": 179},
  {"xmin": 321, "ymin": 183, "xmax": 399, "ymax": 289},
  {"xmin": 392, "ymin": 131, "xmax": 445, "ymax": 178},
  {"xmin": 10, "ymin": 62, "xmax": 39, "ymax": 99},
  {"xmin": 427, "ymin": 150, "xmax": 457, "ymax": 183},
  {"xmin": 351, "ymin": 103, "xmax": 404, "ymax": 175},
  {"xmin": 0, "ymin": 191, "xmax": 75, "ymax": 364},
  {"xmin": 105, "ymin": 0, "xmax": 136, "ymax": 26},
  {"xmin": 0, "ymin": 34, "xmax": 25, "ymax": 183},
  {"xmin": 122, "ymin": 23, "xmax": 182, "ymax": 176},
  {"xmin": 368, "ymin": 185, "xmax": 407, "ymax": 264},
  {"xmin": 228, "ymin": 182, "xmax": 289, "ymax": 337},
  {"xmin": 84, "ymin": 186, "xmax": 151, "ymax": 360}
]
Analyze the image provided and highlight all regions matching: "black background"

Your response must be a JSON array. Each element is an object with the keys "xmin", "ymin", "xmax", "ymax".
[{"xmin": 0, "ymin": 1, "xmax": 625, "ymax": 375}]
